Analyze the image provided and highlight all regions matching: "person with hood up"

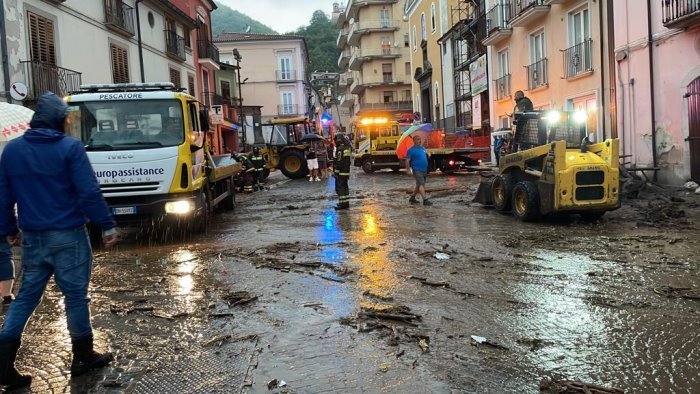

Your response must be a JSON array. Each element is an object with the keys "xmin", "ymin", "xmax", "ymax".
[{"xmin": 0, "ymin": 93, "xmax": 119, "ymax": 390}]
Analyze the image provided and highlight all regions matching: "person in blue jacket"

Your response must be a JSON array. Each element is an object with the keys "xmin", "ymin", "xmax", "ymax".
[{"xmin": 0, "ymin": 93, "xmax": 119, "ymax": 389}]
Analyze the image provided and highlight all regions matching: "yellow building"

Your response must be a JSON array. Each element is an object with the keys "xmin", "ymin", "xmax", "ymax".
[
  {"xmin": 333, "ymin": 0, "xmax": 413, "ymax": 123},
  {"xmin": 483, "ymin": 0, "xmax": 615, "ymax": 141}
]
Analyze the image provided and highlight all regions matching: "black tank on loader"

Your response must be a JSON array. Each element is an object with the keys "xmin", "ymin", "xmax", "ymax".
[{"xmin": 473, "ymin": 111, "xmax": 621, "ymax": 222}]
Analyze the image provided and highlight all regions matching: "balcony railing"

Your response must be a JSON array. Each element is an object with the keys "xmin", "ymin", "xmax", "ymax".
[
  {"xmin": 21, "ymin": 60, "xmax": 82, "ymax": 99},
  {"xmin": 512, "ymin": 0, "xmax": 547, "ymax": 15},
  {"xmin": 164, "ymin": 30, "xmax": 186, "ymax": 61},
  {"xmin": 197, "ymin": 39, "xmax": 220, "ymax": 63},
  {"xmin": 494, "ymin": 74, "xmax": 511, "ymax": 100},
  {"xmin": 526, "ymin": 58, "xmax": 548, "ymax": 90},
  {"xmin": 104, "ymin": 0, "xmax": 135, "ymax": 36},
  {"xmin": 563, "ymin": 39, "xmax": 593, "ymax": 78},
  {"xmin": 276, "ymin": 69, "xmax": 296, "ymax": 81},
  {"xmin": 662, "ymin": 0, "xmax": 700, "ymax": 28},
  {"xmin": 510, "ymin": 0, "xmax": 549, "ymax": 27},
  {"xmin": 278, "ymin": 104, "xmax": 299, "ymax": 116},
  {"xmin": 486, "ymin": 3, "xmax": 512, "ymax": 34},
  {"xmin": 356, "ymin": 101, "xmax": 413, "ymax": 112}
]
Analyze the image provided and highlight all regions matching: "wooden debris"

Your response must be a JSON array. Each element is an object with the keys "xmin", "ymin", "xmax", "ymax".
[
  {"xmin": 202, "ymin": 333, "xmax": 258, "ymax": 347},
  {"xmin": 539, "ymin": 377, "xmax": 624, "ymax": 393}
]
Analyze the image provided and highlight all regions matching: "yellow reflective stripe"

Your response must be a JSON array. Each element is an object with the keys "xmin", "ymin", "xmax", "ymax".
[{"xmin": 339, "ymin": 172, "xmax": 350, "ymax": 176}]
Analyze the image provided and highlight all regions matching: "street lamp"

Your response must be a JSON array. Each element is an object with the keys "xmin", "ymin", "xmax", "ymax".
[{"xmin": 232, "ymin": 48, "xmax": 245, "ymax": 148}]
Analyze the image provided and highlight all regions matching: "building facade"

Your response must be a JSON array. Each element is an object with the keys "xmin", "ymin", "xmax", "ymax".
[
  {"xmin": 613, "ymin": 1, "xmax": 700, "ymax": 183},
  {"xmin": 482, "ymin": 0, "xmax": 614, "ymax": 144},
  {"xmin": 214, "ymin": 32, "xmax": 310, "ymax": 127},
  {"xmin": 0, "ymin": 0, "xmax": 208, "ymax": 105},
  {"xmin": 333, "ymin": 0, "xmax": 413, "ymax": 124}
]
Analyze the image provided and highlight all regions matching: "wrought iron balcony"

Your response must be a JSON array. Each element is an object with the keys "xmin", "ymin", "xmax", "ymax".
[
  {"xmin": 526, "ymin": 58, "xmax": 548, "ymax": 90},
  {"xmin": 483, "ymin": 3, "xmax": 512, "ymax": 46},
  {"xmin": 104, "ymin": 0, "xmax": 135, "ymax": 36},
  {"xmin": 510, "ymin": 0, "xmax": 550, "ymax": 27},
  {"xmin": 197, "ymin": 39, "xmax": 220, "ymax": 63},
  {"xmin": 21, "ymin": 60, "xmax": 82, "ymax": 99},
  {"xmin": 164, "ymin": 30, "xmax": 186, "ymax": 61},
  {"xmin": 494, "ymin": 74, "xmax": 511, "ymax": 100},
  {"xmin": 276, "ymin": 69, "xmax": 296, "ymax": 82},
  {"xmin": 278, "ymin": 104, "xmax": 299, "ymax": 116},
  {"xmin": 356, "ymin": 101, "xmax": 413, "ymax": 112},
  {"xmin": 563, "ymin": 39, "xmax": 593, "ymax": 79},
  {"xmin": 662, "ymin": 0, "xmax": 700, "ymax": 28}
]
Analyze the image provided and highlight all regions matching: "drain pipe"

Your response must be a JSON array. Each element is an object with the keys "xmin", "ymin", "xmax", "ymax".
[
  {"xmin": 135, "ymin": 0, "xmax": 145, "ymax": 82},
  {"xmin": 646, "ymin": 0, "xmax": 658, "ymax": 181},
  {"xmin": 603, "ymin": 0, "xmax": 617, "ymax": 140},
  {"xmin": 0, "ymin": 0, "xmax": 12, "ymax": 101}
]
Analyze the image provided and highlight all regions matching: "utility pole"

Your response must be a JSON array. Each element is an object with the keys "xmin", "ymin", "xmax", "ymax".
[{"xmin": 233, "ymin": 48, "xmax": 245, "ymax": 149}]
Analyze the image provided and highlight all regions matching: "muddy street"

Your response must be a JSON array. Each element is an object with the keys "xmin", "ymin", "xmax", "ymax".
[{"xmin": 2, "ymin": 168, "xmax": 699, "ymax": 393}]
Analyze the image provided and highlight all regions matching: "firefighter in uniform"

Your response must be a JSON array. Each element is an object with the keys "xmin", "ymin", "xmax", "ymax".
[
  {"xmin": 333, "ymin": 134, "xmax": 352, "ymax": 210},
  {"xmin": 249, "ymin": 147, "xmax": 266, "ymax": 191},
  {"xmin": 237, "ymin": 153, "xmax": 256, "ymax": 193}
]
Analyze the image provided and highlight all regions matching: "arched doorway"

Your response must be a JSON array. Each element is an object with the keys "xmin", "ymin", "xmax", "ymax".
[{"xmin": 687, "ymin": 76, "xmax": 700, "ymax": 181}]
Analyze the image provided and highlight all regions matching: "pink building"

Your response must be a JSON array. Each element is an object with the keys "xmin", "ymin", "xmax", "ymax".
[{"xmin": 613, "ymin": 1, "xmax": 700, "ymax": 183}]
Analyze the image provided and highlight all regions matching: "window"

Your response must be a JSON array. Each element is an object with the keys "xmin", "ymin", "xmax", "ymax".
[
  {"xmin": 380, "ymin": 8, "xmax": 390, "ymax": 28},
  {"xmin": 383, "ymin": 91, "xmax": 394, "ymax": 103},
  {"xmin": 28, "ymin": 11, "xmax": 56, "ymax": 64},
  {"xmin": 405, "ymin": 62, "xmax": 411, "ymax": 75},
  {"xmin": 499, "ymin": 115, "xmax": 510, "ymax": 129},
  {"xmin": 169, "ymin": 68, "xmax": 181, "ymax": 89},
  {"xmin": 403, "ymin": 89, "xmax": 411, "ymax": 101},
  {"xmin": 382, "ymin": 63, "xmax": 393, "ymax": 82},
  {"xmin": 221, "ymin": 80, "xmax": 231, "ymax": 100},
  {"xmin": 188, "ymin": 74, "xmax": 195, "ymax": 96},
  {"xmin": 281, "ymin": 91, "xmax": 294, "ymax": 114},
  {"xmin": 440, "ymin": 0, "xmax": 448, "ymax": 35},
  {"xmin": 184, "ymin": 27, "xmax": 191, "ymax": 48},
  {"xmin": 381, "ymin": 36, "xmax": 392, "ymax": 55},
  {"xmin": 530, "ymin": 30, "xmax": 545, "ymax": 62},
  {"xmin": 568, "ymin": 8, "xmax": 590, "ymax": 46},
  {"xmin": 434, "ymin": 82, "xmax": 439, "ymax": 107},
  {"xmin": 110, "ymin": 44, "xmax": 129, "ymax": 83},
  {"xmin": 412, "ymin": 26, "xmax": 417, "ymax": 50},
  {"xmin": 430, "ymin": 3, "xmax": 436, "ymax": 33},
  {"xmin": 279, "ymin": 57, "xmax": 292, "ymax": 80},
  {"xmin": 420, "ymin": 13, "xmax": 426, "ymax": 41},
  {"xmin": 202, "ymin": 69, "xmax": 210, "ymax": 106},
  {"xmin": 498, "ymin": 49, "xmax": 509, "ymax": 77},
  {"xmin": 404, "ymin": 33, "xmax": 410, "ymax": 47}
]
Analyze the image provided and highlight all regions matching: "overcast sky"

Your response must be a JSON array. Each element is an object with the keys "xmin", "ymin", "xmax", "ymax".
[{"xmin": 217, "ymin": 0, "xmax": 338, "ymax": 34}]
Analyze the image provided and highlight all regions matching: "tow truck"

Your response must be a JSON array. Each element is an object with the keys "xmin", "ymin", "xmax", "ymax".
[{"xmin": 64, "ymin": 82, "xmax": 241, "ymax": 232}]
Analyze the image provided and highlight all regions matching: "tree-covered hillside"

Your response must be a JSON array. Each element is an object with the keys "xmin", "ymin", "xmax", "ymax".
[
  {"xmin": 295, "ymin": 11, "xmax": 341, "ymax": 73},
  {"xmin": 211, "ymin": 1, "xmax": 277, "ymax": 35}
]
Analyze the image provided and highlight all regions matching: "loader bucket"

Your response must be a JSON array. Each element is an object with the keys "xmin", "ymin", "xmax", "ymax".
[{"xmin": 473, "ymin": 172, "xmax": 496, "ymax": 205}]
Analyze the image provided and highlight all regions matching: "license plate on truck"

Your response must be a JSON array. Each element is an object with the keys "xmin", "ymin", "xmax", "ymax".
[{"xmin": 112, "ymin": 207, "xmax": 137, "ymax": 215}]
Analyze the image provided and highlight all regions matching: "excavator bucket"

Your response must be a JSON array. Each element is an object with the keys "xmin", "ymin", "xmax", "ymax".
[{"xmin": 473, "ymin": 172, "xmax": 496, "ymax": 205}]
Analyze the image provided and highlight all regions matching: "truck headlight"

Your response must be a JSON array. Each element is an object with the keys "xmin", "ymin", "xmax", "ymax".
[{"xmin": 165, "ymin": 200, "xmax": 194, "ymax": 214}]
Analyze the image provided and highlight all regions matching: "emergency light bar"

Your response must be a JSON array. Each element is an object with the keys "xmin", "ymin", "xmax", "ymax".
[{"xmin": 77, "ymin": 82, "xmax": 178, "ymax": 93}]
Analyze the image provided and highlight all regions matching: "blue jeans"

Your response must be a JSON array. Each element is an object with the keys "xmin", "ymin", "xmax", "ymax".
[
  {"xmin": 0, "ymin": 226, "xmax": 93, "ymax": 340},
  {"xmin": 0, "ymin": 241, "xmax": 13, "ymax": 281}
]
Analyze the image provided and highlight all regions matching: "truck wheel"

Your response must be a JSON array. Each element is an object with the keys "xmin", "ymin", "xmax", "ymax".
[
  {"xmin": 194, "ymin": 188, "xmax": 211, "ymax": 233},
  {"xmin": 222, "ymin": 178, "xmax": 236, "ymax": 211},
  {"xmin": 492, "ymin": 174, "xmax": 514, "ymax": 211},
  {"xmin": 512, "ymin": 181, "xmax": 540, "ymax": 222},
  {"xmin": 362, "ymin": 161, "xmax": 374, "ymax": 174},
  {"xmin": 279, "ymin": 150, "xmax": 307, "ymax": 179},
  {"xmin": 580, "ymin": 211, "xmax": 605, "ymax": 222}
]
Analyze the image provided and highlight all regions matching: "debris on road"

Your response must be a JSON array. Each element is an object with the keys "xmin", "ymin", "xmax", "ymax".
[
  {"xmin": 202, "ymin": 333, "xmax": 258, "ymax": 347},
  {"xmin": 408, "ymin": 275, "xmax": 450, "ymax": 288},
  {"xmin": 470, "ymin": 335, "xmax": 508, "ymax": 350},
  {"xmin": 653, "ymin": 285, "xmax": 700, "ymax": 300},
  {"xmin": 221, "ymin": 290, "xmax": 259, "ymax": 306},
  {"xmin": 418, "ymin": 338, "xmax": 429, "ymax": 353},
  {"xmin": 539, "ymin": 377, "xmax": 624, "ymax": 393},
  {"xmin": 379, "ymin": 363, "xmax": 391, "ymax": 373},
  {"xmin": 433, "ymin": 252, "xmax": 450, "ymax": 260}
]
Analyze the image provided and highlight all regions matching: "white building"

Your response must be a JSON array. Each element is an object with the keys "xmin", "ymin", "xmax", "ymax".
[{"xmin": 1, "ymin": 0, "xmax": 200, "ymax": 104}]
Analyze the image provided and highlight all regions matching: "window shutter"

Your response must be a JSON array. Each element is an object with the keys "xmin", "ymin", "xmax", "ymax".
[
  {"xmin": 188, "ymin": 75, "xmax": 195, "ymax": 96},
  {"xmin": 170, "ymin": 68, "xmax": 181, "ymax": 89},
  {"xmin": 28, "ymin": 12, "xmax": 56, "ymax": 65},
  {"xmin": 110, "ymin": 44, "xmax": 130, "ymax": 83}
]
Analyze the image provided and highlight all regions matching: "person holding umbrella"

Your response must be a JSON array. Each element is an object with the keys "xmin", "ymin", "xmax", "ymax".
[{"xmin": 405, "ymin": 135, "xmax": 432, "ymax": 206}]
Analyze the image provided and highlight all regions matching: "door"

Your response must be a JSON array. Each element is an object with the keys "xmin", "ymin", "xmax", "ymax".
[
  {"xmin": 688, "ymin": 77, "xmax": 700, "ymax": 181},
  {"xmin": 281, "ymin": 92, "xmax": 294, "ymax": 115},
  {"xmin": 380, "ymin": 8, "xmax": 390, "ymax": 27},
  {"xmin": 279, "ymin": 57, "xmax": 292, "ymax": 81}
]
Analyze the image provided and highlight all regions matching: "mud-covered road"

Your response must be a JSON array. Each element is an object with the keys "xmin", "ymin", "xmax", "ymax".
[{"xmin": 2, "ymin": 168, "xmax": 699, "ymax": 393}]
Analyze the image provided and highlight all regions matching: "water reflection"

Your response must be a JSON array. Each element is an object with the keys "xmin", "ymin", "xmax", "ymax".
[
  {"xmin": 355, "ymin": 207, "xmax": 399, "ymax": 308},
  {"xmin": 171, "ymin": 248, "xmax": 197, "ymax": 295},
  {"xmin": 314, "ymin": 209, "xmax": 353, "ymax": 316}
]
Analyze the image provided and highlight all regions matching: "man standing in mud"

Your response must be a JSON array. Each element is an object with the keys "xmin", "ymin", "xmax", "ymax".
[
  {"xmin": 333, "ymin": 134, "xmax": 352, "ymax": 210},
  {"xmin": 406, "ymin": 135, "xmax": 432, "ymax": 206},
  {"xmin": 0, "ymin": 93, "xmax": 118, "ymax": 389}
]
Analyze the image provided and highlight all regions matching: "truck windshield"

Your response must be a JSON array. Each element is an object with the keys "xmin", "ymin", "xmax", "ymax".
[{"xmin": 67, "ymin": 99, "xmax": 185, "ymax": 151}]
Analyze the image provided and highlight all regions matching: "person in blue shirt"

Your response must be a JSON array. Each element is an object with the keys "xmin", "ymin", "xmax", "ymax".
[
  {"xmin": 0, "ymin": 93, "xmax": 119, "ymax": 389},
  {"xmin": 405, "ymin": 135, "xmax": 432, "ymax": 206}
]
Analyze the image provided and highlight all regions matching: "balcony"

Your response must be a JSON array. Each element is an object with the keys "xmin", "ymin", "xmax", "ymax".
[
  {"xmin": 337, "ymin": 30, "xmax": 348, "ymax": 47},
  {"xmin": 482, "ymin": 3, "xmax": 513, "ymax": 46},
  {"xmin": 494, "ymin": 74, "xmax": 511, "ymax": 100},
  {"xmin": 509, "ymin": 0, "xmax": 550, "ymax": 27},
  {"xmin": 348, "ymin": 48, "xmax": 401, "ymax": 71},
  {"xmin": 339, "ymin": 72, "xmax": 354, "ymax": 86},
  {"xmin": 526, "ymin": 57, "xmax": 548, "ymax": 90},
  {"xmin": 346, "ymin": 0, "xmax": 399, "ymax": 21},
  {"xmin": 351, "ymin": 75, "xmax": 411, "ymax": 94},
  {"xmin": 340, "ymin": 94, "xmax": 355, "ymax": 108},
  {"xmin": 278, "ymin": 104, "xmax": 300, "ymax": 117},
  {"xmin": 21, "ymin": 60, "xmax": 82, "ymax": 100},
  {"xmin": 347, "ymin": 20, "xmax": 401, "ymax": 46},
  {"xmin": 563, "ymin": 39, "xmax": 593, "ymax": 79},
  {"xmin": 276, "ymin": 69, "xmax": 296, "ymax": 82},
  {"xmin": 164, "ymin": 30, "xmax": 186, "ymax": 61},
  {"xmin": 662, "ymin": 0, "xmax": 700, "ymax": 28},
  {"xmin": 356, "ymin": 101, "xmax": 412, "ymax": 112},
  {"xmin": 197, "ymin": 39, "xmax": 220, "ymax": 69},
  {"xmin": 338, "ymin": 50, "xmax": 351, "ymax": 69},
  {"xmin": 544, "ymin": 0, "xmax": 572, "ymax": 3},
  {"xmin": 104, "ymin": 0, "xmax": 135, "ymax": 37}
]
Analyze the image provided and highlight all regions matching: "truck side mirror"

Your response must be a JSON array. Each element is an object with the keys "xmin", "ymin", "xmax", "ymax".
[{"xmin": 199, "ymin": 109, "xmax": 210, "ymax": 131}]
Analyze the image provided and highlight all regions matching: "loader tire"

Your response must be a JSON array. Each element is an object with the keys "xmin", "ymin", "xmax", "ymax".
[
  {"xmin": 512, "ymin": 181, "xmax": 540, "ymax": 222},
  {"xmin": 492, "ymin": 174, "xmax": 514, "ymax": 211},
  {"xmin": 362, "ymin": 161, "xmax": 375, "ymax": 174},
  {"xmin": 279, "ymin": 150, "xmax": 307, "ymax": 179}
]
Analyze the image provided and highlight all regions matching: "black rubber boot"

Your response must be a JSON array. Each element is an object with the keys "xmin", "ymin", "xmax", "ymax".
[
  {"xmin": 0, "ymin": 338, "xmax": 32, "ymax": 389},
  {"xmin": 70, "ymin": 336, "xmax": 114, "ymax": 377},
  {"xmin": 334, "ymin": 203, "xmax": 350, "ymax": 211}
]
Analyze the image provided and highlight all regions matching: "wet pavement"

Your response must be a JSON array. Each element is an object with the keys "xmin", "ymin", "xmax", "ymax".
[{"xmin": 1, "ymin": 168, "xmax": 699, "ymax": 393}]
